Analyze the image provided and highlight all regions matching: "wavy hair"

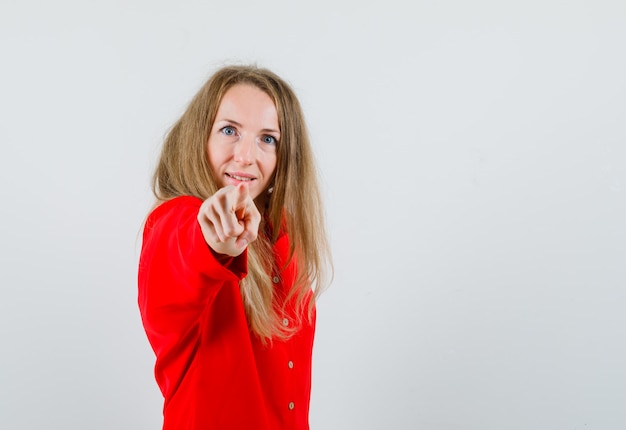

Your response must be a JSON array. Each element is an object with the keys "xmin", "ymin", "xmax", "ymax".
[{"xmin": 151, "ymin": 65, "xmax": 332, "ymax": 341}]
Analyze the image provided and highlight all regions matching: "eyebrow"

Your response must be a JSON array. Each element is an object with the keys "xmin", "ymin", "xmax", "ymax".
[{"xmin": 216, "ymin": 118, "xmax": 280, "ymax": 135}]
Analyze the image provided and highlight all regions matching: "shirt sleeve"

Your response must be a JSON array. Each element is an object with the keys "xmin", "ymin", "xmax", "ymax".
[{"xmin": 137, "ymin": 196, "xmax": 248, "ymax": 360}]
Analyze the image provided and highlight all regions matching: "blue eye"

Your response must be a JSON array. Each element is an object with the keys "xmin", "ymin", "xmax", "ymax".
[
  {"xmin": 221, "ymin": 126, "xmax": 236, "ymax": 136},
  {"xmin": 261, "ymin": 135, "xmax": 277, "ymax": 145}
]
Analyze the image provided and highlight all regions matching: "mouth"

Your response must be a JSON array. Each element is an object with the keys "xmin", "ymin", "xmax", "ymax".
[{"xmin": 226, "ymin": 172, "xmax": 255, "ymax": 182}]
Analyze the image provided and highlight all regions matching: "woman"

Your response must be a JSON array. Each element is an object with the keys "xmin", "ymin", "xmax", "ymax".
[{"xmin": 138, "ymin": 65, "xmax": 332, "ymax": 430}]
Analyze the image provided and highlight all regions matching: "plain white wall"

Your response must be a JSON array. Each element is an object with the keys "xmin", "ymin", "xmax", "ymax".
[{"xmin": 1, "ymin": 1, "xmax": 625, "ymax": 429}]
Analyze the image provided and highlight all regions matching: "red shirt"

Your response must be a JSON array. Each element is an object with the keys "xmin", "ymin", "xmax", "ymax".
[{"xmin": 138, "ymin": 196, "xmax": 315, "ymax": 430}]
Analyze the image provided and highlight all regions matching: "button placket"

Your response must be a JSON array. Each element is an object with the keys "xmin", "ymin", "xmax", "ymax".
[{"xmin": 285, "ymin": 324, "xmax": 296, "ymax": 414}]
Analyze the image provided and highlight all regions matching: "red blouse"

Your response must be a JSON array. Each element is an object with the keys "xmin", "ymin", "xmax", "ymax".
[{"xmin": 138, "ymin": 196, "xmax": 315, "ymax": 430}]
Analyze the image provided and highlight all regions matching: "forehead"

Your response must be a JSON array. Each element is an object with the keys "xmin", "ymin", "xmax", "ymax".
[{"xmin": 216, "ymin": 84, "xmax": 278, "ymax": 123}]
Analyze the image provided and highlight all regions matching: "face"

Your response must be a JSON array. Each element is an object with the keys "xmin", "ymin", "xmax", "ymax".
[{"xmin": 207, "ymin": 84, "xmax": 279, "ymax": 200}]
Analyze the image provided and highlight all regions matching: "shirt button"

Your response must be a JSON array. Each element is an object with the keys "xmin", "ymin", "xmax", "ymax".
[
  {"xmin": 288, "ymin": 360, "xmax": 294, "ymax": 369},
  {"xmin": 272, "ymin": 276, "xmax": 280, "ymax": 283},
  {"xmin": 288, "ymin": 402, "xmax": 295, "ymax": 410},
  {"xmin": 282, "ymin": 318, "xmax": 289, "ymax": 327}
]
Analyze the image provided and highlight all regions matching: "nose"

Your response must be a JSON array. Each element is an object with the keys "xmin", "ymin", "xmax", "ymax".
[{"xmin": 234, "ymin": 134, "xmax": 256, "ymax": 165}]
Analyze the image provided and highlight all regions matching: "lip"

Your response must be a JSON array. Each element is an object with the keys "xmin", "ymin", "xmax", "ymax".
[{"xmin": 225, "ymin": 171, "xmax": 256, "ymax": 185}]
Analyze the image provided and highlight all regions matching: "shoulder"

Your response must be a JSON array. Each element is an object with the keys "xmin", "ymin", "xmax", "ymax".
[
  {"xmin": 144, "ymin": 196, "xmax": 203, "ymax": 229},
  {"xmin": 149, "ymin": 195, "xmax": 203, "ymax": 219}
]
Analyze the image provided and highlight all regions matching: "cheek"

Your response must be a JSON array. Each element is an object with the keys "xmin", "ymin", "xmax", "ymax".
[
  {"xmin": 206, "ymin": 142, "xmax": 222, "ymax": 169},
  {"xmin": 265, "ymin": 155, "xmax": 278, "ymax": 176}
]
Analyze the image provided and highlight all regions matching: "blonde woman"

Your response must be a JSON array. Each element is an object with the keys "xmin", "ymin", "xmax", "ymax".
[{"xmin": 138, "ymin": 65, "xmax": 332, "ymax": 430}]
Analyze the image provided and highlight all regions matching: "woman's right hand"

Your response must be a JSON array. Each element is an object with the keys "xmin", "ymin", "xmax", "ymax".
[{"xmin": 197, "ymin": 183, "xmax": 261, "ymax": 257}]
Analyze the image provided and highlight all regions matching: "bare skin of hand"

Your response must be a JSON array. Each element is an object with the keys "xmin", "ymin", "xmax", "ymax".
[{"xmin": 197, "ymin": 183, "xmax": 261, "ymax": 257}]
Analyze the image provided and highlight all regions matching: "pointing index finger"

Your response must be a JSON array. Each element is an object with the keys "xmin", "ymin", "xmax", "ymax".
[{"xmin": 232, "ymin": 183, "xmax": 250, "ymax": 219}]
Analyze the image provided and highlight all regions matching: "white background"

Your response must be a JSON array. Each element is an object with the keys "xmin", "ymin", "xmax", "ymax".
[{"xmin": 1, "ymin": 1, "xmax": 625, "ymax": 429}]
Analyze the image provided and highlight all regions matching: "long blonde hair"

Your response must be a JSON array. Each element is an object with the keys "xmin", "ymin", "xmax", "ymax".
[{"xmin": 151, "ymin": 65, "xmax": 332, "ymax": 341}]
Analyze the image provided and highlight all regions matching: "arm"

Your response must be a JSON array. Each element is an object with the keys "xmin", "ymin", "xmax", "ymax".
[{"xmin": 137, "ymin": 196, "xmax": 248, "ymax": 356}]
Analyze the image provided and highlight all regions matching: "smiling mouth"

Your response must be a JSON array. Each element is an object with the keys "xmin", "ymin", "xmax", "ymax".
[{"xmin": 226, "ymin": 173, "xmax": 255, "ymax": 182}]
